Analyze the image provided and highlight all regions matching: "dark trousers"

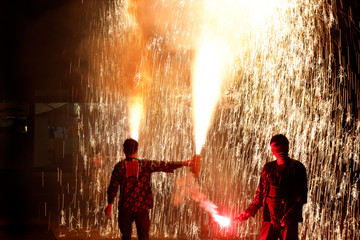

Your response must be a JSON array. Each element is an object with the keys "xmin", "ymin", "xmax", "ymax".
[
  {"xmin": 118, "ymin": 209, "xmax": 150, "ymax": 240},
  {"xmin": 259, "ymin": 222, "xmax": 298, "ymax": 240}
]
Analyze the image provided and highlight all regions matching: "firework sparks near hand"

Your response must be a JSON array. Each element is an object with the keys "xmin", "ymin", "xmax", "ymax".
[{"xmin": 173, "ymin": 174, "xmax": 231, "ymax": 229}]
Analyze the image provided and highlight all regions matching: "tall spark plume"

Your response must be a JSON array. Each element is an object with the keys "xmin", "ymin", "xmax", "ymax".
[{"xmin": 192, "ymin": 39, "xmax": 226, "ymax": 154}]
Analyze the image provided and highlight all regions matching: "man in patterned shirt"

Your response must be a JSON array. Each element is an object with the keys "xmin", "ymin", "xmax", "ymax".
[{"xmin": 105, "ymin": 138, "xmax": 200, "ymax": 240}]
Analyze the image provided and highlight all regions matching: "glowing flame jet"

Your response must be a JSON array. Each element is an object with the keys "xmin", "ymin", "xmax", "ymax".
[
  {"xmin": 192, "ymin": 38, "xmax": 227, "ymax": 154},
  {"xmin": 174, "ymin": 174, "xmax": 231, "ymax": 228},
  {"xmin": 191, "ymin": 0, "xmax": 279, "ymax": 152},
  {"xmin": 128, "ymin": 96, "xmax": 143, "ymax": 140},
  {"xmin": 199, "ymin": 200, "xmax": 231, "ymax": 228}
]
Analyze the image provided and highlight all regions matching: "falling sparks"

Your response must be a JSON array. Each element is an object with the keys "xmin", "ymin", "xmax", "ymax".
[{"xmin": 58, "ymin": 0, "xmax": 360, "ymax": 239}]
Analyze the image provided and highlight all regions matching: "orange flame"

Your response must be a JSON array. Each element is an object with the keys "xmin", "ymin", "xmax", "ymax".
[{"xmin": 128, "ymin": 96, "xmax": 143, "ymax": 140}]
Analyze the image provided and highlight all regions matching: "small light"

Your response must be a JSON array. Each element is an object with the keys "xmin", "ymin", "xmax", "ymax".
[
  {"xmin": 25, "ymin": 126, "xmax": 28, "ymax": 132},
  {"xmin": 213, "ymin": 214, "xmax": 231, "ymax": 227}
]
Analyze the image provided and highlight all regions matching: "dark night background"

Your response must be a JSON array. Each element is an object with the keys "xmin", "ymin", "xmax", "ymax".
[
  {"xmin": 0, "ymin": 0, "xmax": 359, "ymax": 239},
  {"xmin": 0, "ymin": 1, "xmax": 85, "ymax": 239}
]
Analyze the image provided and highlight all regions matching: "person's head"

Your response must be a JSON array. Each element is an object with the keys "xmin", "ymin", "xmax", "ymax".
[
  {"xmin": 270, "ymin": 134, "xmax": 289, "ymax": 160},
  {"xmin": 123, "ymin": 138, "xmax": 138, "ymax": 157}
]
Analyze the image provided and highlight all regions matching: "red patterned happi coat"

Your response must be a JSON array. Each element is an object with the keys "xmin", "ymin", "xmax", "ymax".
[{"xmin": 107, "ymin": 158, "xmax": 183, "ymax": 213}]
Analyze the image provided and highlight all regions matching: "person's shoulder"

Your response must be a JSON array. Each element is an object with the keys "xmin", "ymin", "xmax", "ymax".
[
  {"xmin": 262, "ymin": 160, "xmax": 277, "ymax": 172},
  {"xmin": 114, "ymin": 160, "xmax": 126, "ymax": 168},
  {"xmin": 264, "ymin": 160, "xmax": 277, "ymax": 168},
  {"xmin": 137, "ymin": 159, "xmax": 150, "ymax": 164},
  {"xmin": 290, "ymin": 159, "xmax": 306, "ymax": 170},
  {"xmin": 290, "ymin": 158, "xmax": 304, "ymax": 165},
  {"xmin": 136, "ymin": 159, "xmax": 153, "ymax": 167},
  {"xmin": 138, "ymin": 158, "xmax": 149, "ymax": 162}
]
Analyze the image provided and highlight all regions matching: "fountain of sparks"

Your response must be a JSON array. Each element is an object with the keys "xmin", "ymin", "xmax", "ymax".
[{"xmin": 58, "ymin": 0, "xmax": 359, "ymax": 239}]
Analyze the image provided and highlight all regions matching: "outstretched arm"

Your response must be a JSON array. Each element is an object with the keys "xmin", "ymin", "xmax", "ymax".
[
  {"xmin": 235, "ymin": 211, "xmax": 251, "ymax": 221},
  {"xmin": 149, "ymin": 155, "xmax": 201, "ymax": 174},
  {"xmin": 245, "ymin": 170, "xmax": 265, "ymax": 216},
  {"xmin": 236, "ymin": 167, "xmax": 266, "ymax": 221}
]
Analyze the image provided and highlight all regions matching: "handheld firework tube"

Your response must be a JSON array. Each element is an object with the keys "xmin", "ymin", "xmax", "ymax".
[{"xmin": 191, "ymin": 154, "xmax": 201, "ymax": 178}]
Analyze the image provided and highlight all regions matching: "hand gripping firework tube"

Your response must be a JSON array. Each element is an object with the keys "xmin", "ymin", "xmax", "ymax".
[{"xmin": 191, "ymin": 154, "xmax": 201, "ymax": 178}]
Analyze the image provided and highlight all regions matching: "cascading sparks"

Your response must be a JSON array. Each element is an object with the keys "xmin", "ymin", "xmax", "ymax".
[{"xmin": 69, "ymin": 0, "xmax": 360, "ymax": 239}]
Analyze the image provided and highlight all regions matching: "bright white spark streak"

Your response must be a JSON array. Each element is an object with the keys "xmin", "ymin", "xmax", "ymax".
[
  {"xmin": 192, "ymin": 39, "xmax": 226, "ymax": 154},
  {"xmin": 129, "ymin": 96, "xmax": 143, "ymax": 140}
]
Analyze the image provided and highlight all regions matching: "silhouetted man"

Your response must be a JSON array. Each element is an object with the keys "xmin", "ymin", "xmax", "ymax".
[
  {"xmin": 105, "ymin": 138, "xmax": 200, "ymax": 240},
  {"xmin": 236, "ymin": 134, "xmax": 307, "ymax": 240}
]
